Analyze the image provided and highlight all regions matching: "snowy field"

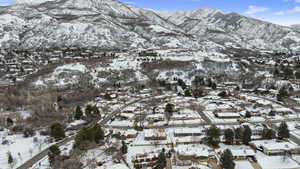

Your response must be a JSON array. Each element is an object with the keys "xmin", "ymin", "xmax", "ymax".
[{"xmin": 0, "ymin": 130, "xmax": 53, "ymax": 169}]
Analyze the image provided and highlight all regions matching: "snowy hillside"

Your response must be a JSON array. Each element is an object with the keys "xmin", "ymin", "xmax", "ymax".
[{"xmin": 0, "ymin": 0, "xmax": 299, "ymax": 52}]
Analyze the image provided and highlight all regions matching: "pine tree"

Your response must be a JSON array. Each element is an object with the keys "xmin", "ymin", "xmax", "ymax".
[
  {"xmin": 211, "ymin": 82, "xmax": 217, "ymax": 90},
  {"xmin": 93, "ymin": 124, "xmax": 104, "ymax": 144},
  {"xmin": 277, "ymin": 87, "xmax": 289, "ymax": 101},
  {"xmin": 284, "ymin": 68, "xmax": 294, "ymax": 79},
  {"xmin": 269, "ymin": 111, "xmax": 276, "ymax": 116},
  {"xmin": 74, "ymin": 105, "xmax": 83, "ymax": 120},
  {"xmin": 7, "ymin": 152, "xmax": 13, "ymax": 166},
  {"xmin": 245, "ymin": 111, "xmax": 251, "ymax": 118},
  {"xmin": 165, "ymin": 103, "xmax": 174, "ymax": 122},
  {"xmin": 50, "ymin": 122, "xmax": 65, "ymax": 141},
  {"xmin": 262, "ymin": 128, "xmax": 276, "ymax": 139},
  {"xmin": 75, "ymin": 124, "xmax": 105, "ymax": 148},
  {"xmin": 92, "ymin": 105, "xmax": 101, "ymax": 118},
  {"xmin": 177, "ymin": 79, "xmax": 187, "ymax": 90},
  {"xmin": 156, "ymin": 149, "xmax": 166, "ymax": 169},
  {"xmin": 184, "ymin": 89, "xmax": 192, "ymax": 97},
  {"xmin": 242, "ymin": 126, "xmax": 252, "ymax": 145},
  {"xmin": 192, "ymin": 88, "xmax": 204, "ymax": 98},
  {"xmin": 48, "ymin": 145, "xmax": 61, "ymax": 166},
  {"xmin": 278, "ymin": 121, "xmax": 290, "ymax": 139},
  {"xmin": 85, "ymin": 105, "xmax": 93, "ymax": 118},
  {"xmin": 234, "ymin": 127, "xmax": 243, "ymax": 142},
  {"xmin": 220, "ymin": 149, "xmax": 235, "ymax": 169},
  {"xmin": 121, "ymin": 141, "xmax": 128, "ymax": 154},
  {"xmin": 224, "ymin": 129, "xmax": 234, "ymax": 144},
  {"xmin": 206, "ymin": 125, "xmax": 221, "ymax": 146},
  {"xmin": 273, "ymin": 68, "xmax": 280, "ymax": 77}
]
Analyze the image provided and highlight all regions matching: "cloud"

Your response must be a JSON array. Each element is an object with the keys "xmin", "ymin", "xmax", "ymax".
[
  {"xmin": 295, "ymin": 0, "xmax": 300, "ymax": 3},
  {"xmin": 289, "ymin": 6, "xmax": 300, "ymax": 12},
  {"xmin": 275, "ymin": 11, "xmax": 285, "ymax": 15},
  {"xmin": 245, "ymin": 5, "xmax": 269, "ymax": 15}
]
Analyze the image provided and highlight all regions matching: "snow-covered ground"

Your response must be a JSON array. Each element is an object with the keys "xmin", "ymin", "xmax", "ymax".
[{"xmin": 0, "ymin": 130, "xmax": 53, "ymax": 169}]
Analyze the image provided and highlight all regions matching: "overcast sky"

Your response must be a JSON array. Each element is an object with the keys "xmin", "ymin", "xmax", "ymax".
[{"xmin": 1, "ymin": 0, "xmax": 300, "ymax": 25}]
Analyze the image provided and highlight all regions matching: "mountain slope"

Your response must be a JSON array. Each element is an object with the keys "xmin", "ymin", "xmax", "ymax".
[{"xmin": 0, "ymin": 0, "xmax": 299, "ymax": 52}]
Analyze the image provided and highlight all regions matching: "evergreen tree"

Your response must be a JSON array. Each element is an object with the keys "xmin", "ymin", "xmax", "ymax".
[
  {"xmin": 74, "ymin": 105, "xmax": 83, "ymax": 120},
  {"xmin": 184, "ymin": 89, "xmax": 192, "ymax": 97},
  {"xmin": 6, "ymin": 118, "xmax": 13, "ymax": 127},
  {"xmin": 75, "ymin": 124, "xmax": 105, "ymax": 148},
  {"xmin": 50, "ymin": 122, "xmax": 65, "ymax": 141},
  {"xmin": 277, "ymin": 87, "xmax": 289, "ymax": 101},
  {"xmin": 273, "ymin": 68, "xmax": 280, "ymax": 77},
  {"xmin": 177, "ymin": 79, "xmax": 187, "ymax": 90},
  {"xmin": 220, "ymin": 149, "xmax": 235, "ymax": 169},
  {"xmin": 224, "ymin": 129, "xmax": 234, "ymax": 144},
  {"xmin": 192, "ymin": 76, "xmax": 204, "ymax": 89},
  {"xmin": 242, "ymin": 126, "xmax": 252, "ymax": 145},
  {"xmin": 7, "ymin": 152, "xmax": 13, "ymax": 166},
  {"xmin": 85, "ymin": 105, "xmax": 93, "ymax": 118},
  {"xmin": 245, "ymin": 111, "xmax": 251, "ymax": 118},
  {"xmin": 156, "ymin": 149, "xmax": 166, "ymax": 169},
  {"xmin": 165, "ymin": 103, "xmax": 174, "ymax": 122},
  {"xmin": 284, "ymin": 68, "xmax": 294, "ymax": 79},
  {"xmin": 206, "ymin": 125, "xmax": 221, "ymax": 146},
  {"xmin": 48, "ymin": 145, "xmax": 61, "ymax": 166},
  {"xmin": 262, "ymin": 128, "xmax": 276, "ymax": 139},
  {"xmin": 92, "ymin": 105, "xmax": 101, "ymax": 118},
  {"xmin": 121, "ymin": 141, "xmax": 128, "ymax": 154},
  {"xmin": 93, "ymin": 124, "xmax": 104, "ymax": 144},
  {"xmin": 192, "ymin": 88, "xmax": 204, "ymax": 98},
  {"xmin": 269, "ymin": 111, "xmax": 276, "ymax": 116},
  {"xmin": 211, "ymin": 82, "xmax": 217, "ymax": 90},
  {"xmin": 278, "ymin": 121, "xmax": 290, "ymax": 139},
  {"xmin": 218, "ymin": 91, "xmax": 227, "ymax": 98},
  {"xmin": 295, "ymin": 71, "xmax": 300, "ymax": 79},
  {"xmin": 234, "ymin": 127, "xmax": 243, "ymax": 142}
]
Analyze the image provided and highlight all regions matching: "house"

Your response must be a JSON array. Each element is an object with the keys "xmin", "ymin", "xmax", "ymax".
[
  {"xmin": 132, "ymin": 151, "xmax": 159, "ymax": 169},
  {"xmin": 240, "ymin": 123, "xmax": 264, "ymax": 136},
  {"xmin": 146, "ymin": 114, "xmax": 165, "ymax": 124},
  {"xmin": 174, "ymin": 136, "xmax": 203, "ymax": 145},
  {"xmin": 213, "ymin": 108, "xmax": 241, "ymax": 119},
  {"xmin": 122, "ymin": 106, "xmax": 137, "ymax": 114},
  {"xmin": 144, "ymin": 129, "xmax": 167, "ymax": 141},
  {"xmin": 173, "ymin": 128, "xmax": 202, "ymax": 137},
  {"xmin": 120, "ymin": 129, "xmax": 138, "ymax": 140},
  {"xmin": 229, "ymin": 148, "xmax": 256, "ymax": 160},
  {"xmin": 215, "ymin": 112, "xmax": 240, "ymax": 119},
  {"xmin": 270, "ymin": 107, "xmax": 294, "ymax": 116},
  {"xmin": 176, "ymin": 145, "xmax": 210, "ymax": 162},
  {"xmin": 250, "ymin": 140, "xmax": 300, "ymax": 155}
]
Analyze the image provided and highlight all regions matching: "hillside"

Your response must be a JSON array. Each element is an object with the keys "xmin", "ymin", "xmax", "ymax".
[{"xmin": 0, "ymin": 0, "xmax": 299, "ymax": 52}]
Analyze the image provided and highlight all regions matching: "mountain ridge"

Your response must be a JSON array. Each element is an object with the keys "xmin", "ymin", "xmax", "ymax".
[{"xmin": 0, "ymin": 0, "xmax": 299, "ymax": 52}]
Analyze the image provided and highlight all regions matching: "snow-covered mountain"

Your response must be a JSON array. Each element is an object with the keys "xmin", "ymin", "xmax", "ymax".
[
  {"xmin": 291, "ymin": 24, "xmax": 300, "ymax": 31},
  {"xmin": 0, "ymin": 0, "xmax": 299, "ymax": 52}
]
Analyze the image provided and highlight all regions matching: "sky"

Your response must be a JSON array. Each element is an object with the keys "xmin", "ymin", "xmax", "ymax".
[{"xmin": 0, "ymin": 0, "xmax": 299, "ymax": 25}]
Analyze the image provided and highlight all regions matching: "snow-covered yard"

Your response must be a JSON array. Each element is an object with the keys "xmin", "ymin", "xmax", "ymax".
[{"xmin": 0, "ymin": 130, "xmax": 53, "ymax": 169}]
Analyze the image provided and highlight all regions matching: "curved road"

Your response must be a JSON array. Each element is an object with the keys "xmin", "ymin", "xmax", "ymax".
[{"xmin": 16, "ymin": 96, "xmax": 151, "ymax": 169}]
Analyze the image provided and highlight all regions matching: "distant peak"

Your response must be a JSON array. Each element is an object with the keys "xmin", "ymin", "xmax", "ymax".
[{"xmin": 14, "ymin": 0, "xmax": 56, "ymax": 5}]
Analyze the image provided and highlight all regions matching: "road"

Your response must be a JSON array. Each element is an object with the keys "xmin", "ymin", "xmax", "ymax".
[
  {"xmin": 248, "ymin": 94, "xmax": 300, "ymax": 145},
  {"xmin": 17, "ymin": 93, "xmax": 300, "ymax": 169},
  {"xmin": 16, "ymin": 136, "xmax": 75, "ymax": 169},
  {"xmin": 16, "ymin": 96, "xmax": 152, "ymax": 169}
]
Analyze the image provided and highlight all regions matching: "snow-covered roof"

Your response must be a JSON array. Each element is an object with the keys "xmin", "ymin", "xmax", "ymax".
[
  {"xmin": 230, "ymin": 149, "xmax": 256, "ymax": 157},
  {"xmin": 176, "ymin": 145, "xmax": 210, "ymax": 157},
  {"xmin": 216, "ymin": 112, "xmax": 240, "ymax": 118},
  {"xmin": 173, "ymin": 127, "xmax": 201, "ymax": 134},
  {"xmin": 251, "ymin": 140, "xmax": 299, "ymax": 151}
]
